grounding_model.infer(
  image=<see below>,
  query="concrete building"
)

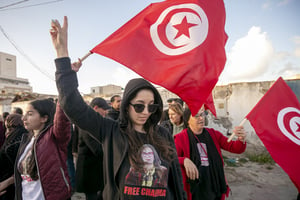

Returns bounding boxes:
[157,86,180,109]
[0,52,32,113]
[90,84,122,98]
[0,52,32,94]
[0,51,16,77]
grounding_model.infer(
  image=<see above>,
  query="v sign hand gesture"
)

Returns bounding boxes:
[50,16,69,58]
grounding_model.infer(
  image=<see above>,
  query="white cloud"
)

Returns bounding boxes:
[219,26,274,83]
[274,51,289,60]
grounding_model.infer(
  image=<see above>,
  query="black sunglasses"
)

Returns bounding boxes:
[129,103,159,113]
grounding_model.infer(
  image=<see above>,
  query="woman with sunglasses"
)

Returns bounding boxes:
[174,107,247,200]
[50,17,186,200]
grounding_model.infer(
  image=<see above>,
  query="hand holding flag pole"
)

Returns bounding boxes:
[227,118,247,142]
[71,51,93,72]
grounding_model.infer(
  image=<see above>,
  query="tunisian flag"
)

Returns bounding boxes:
[91,0,228,115]
[246,77,300,192]
[204,92,217,117]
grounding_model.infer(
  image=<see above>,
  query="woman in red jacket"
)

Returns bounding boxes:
[14,99,71,200]
[174,107,247,200]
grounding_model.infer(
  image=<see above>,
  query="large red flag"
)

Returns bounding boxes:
[204,92,217,117]
[246,77,300,192]
[91,0,227,115]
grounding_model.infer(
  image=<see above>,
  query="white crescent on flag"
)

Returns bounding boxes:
[150,3,209,55]
[277,107,300,145]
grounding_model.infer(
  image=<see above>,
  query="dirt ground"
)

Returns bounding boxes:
[223,150,298,200]
[71,146,299,200]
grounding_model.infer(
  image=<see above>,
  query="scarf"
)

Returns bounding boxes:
[187,128,227,197]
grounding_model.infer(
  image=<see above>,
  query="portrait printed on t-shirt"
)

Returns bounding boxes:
[124,144,168,199]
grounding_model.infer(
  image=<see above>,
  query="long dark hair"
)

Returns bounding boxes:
[119,79,176,166]
[26,99,55,180]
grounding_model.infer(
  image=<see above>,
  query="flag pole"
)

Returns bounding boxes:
[80,51,93,62]
[227,118,247,142]
[71,52,93,72]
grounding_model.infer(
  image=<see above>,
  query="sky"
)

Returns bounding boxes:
[0,0,299,95]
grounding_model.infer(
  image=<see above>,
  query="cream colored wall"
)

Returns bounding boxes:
[208,81,275,145]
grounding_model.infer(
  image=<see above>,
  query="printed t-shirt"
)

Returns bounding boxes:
[193,133,217,200]
[18,136,45,200]
[118,131,174,200]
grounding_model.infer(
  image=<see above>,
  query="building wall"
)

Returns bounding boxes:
[0,99,13,114]
[0,52,17,77]
[90,84,122,97]
[227,82,273,144]
[157,87,179,109]
[0,52,32,95]
[287,79,300,100]
[208,79,299,145]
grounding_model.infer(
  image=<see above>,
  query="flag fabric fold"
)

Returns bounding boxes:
[91,0,227,115]
[246,77,300,192]
[204,92,216,117]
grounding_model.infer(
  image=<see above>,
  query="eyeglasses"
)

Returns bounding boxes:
[142,151,154,156]
[129,103,159,113]
[194,111,207,118]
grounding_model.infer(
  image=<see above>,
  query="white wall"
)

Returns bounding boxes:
[209,81,275,145]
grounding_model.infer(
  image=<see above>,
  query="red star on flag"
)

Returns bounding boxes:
[173,16,198,39]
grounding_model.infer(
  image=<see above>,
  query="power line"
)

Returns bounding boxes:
[0,0,63,11]
[0,0,29,9]
[0,25,55,81]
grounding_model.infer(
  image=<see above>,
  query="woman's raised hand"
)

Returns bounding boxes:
[50,16,69,58]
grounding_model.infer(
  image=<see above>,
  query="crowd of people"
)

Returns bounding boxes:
[0,16,250,200]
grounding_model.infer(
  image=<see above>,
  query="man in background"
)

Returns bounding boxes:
[12,107,23,115]
[76,97,110,200]
[107,95,121,120]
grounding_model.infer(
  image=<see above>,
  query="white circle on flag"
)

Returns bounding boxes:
[150,3,209,55]
[290,116,300,139]
[277,107,300,145]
